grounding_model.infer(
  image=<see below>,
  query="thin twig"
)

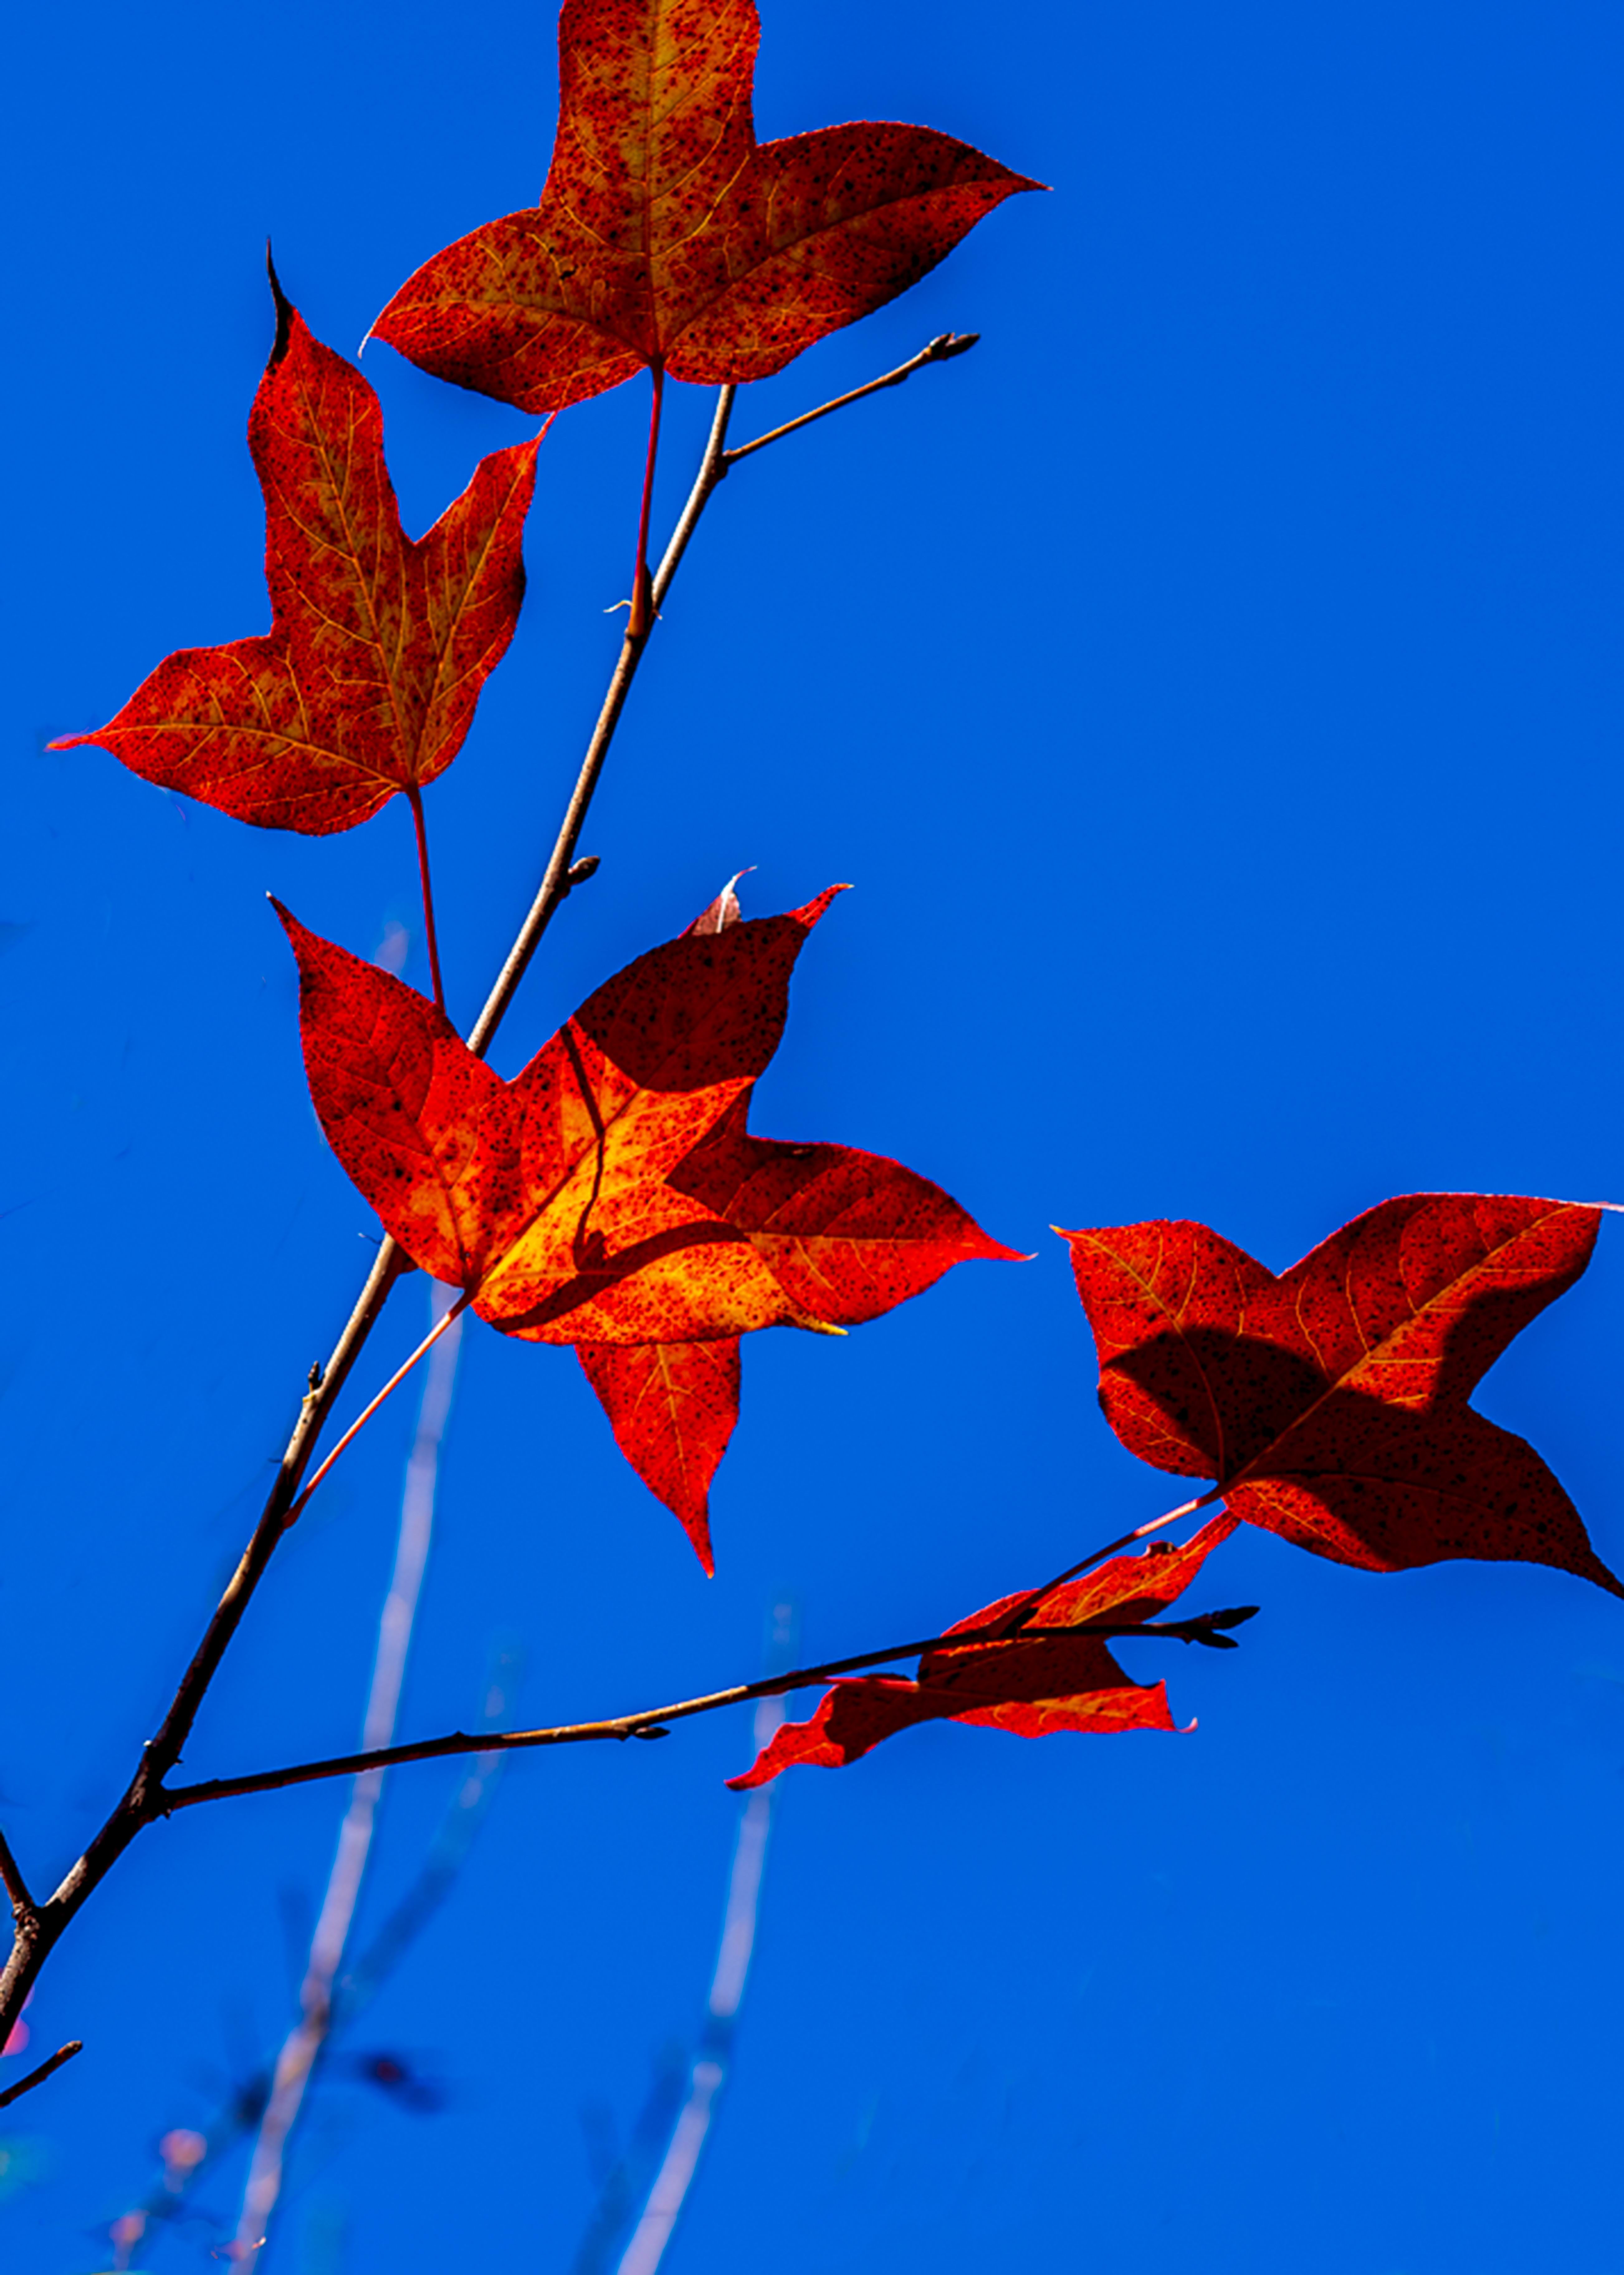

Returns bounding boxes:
[0,2037,83,2110]
[161,1603,1259,1811]
[0,1828,32,1918]
[722,333,979,467]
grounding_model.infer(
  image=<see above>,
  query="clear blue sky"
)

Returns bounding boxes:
[6,0,1624,2268]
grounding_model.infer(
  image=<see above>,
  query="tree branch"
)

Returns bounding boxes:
[0,2038,82,2111]
[0,332,989,2071]
[159,1605,1260,1812]
[722,333,979,467]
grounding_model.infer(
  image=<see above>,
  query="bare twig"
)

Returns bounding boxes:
[161,1601,1260,1811]
[722,333,979,467]
[0,1828,32,1919]
[0,331,987,2075]
[0,2037,82,2110]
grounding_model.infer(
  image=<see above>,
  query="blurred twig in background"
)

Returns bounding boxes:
[229,1282,466,2267]
[573,1602,798,2275]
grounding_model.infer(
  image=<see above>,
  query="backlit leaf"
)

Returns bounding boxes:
[1061,1195,1620,1594]
[52,272,538,833]
[278,883,1020,1562]
[371,0,1042,414]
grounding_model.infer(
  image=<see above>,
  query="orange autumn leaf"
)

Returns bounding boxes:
[277,882,1021,1568]
[729,1518,1240,1787]
[370,0,1042,414]
[1061,1195,1621,1595]
[52,269,539,833]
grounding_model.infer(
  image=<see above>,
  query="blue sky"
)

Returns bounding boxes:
[5,0,1624,2268]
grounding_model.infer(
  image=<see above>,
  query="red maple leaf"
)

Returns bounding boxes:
[52,270,538,836]
[1060,1195,1620,1594]
[369,0,1042,414]
[277,881,1021,1569]
[728,1517,1240,1787]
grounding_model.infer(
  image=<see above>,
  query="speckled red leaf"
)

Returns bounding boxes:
[370,0,1042,414]
[277,883,1020,1560]
[1061,1196,1620,1594]
[728,1517,1238,1787]
[52,274,538,832]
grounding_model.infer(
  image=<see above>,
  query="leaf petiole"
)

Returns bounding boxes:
[626,364,666,639]
[284,1291,469,1528]
[405,786,445,1013]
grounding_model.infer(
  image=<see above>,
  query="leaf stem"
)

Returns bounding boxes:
[0,2038,83,2111]
[405,786,446,1013]
[285,1292,469,1527]
[995,1489,1225,1638]
[627,364,666,639]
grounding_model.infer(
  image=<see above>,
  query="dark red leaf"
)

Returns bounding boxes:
[1061,1195,1620,1594]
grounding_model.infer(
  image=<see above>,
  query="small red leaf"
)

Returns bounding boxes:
[1061,1195,1620,1594]
[728,1517,1237,1787]
[54,278,537,833]
[372,0,1042,414]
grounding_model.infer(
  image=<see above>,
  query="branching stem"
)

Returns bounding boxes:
[0,332,987,2098]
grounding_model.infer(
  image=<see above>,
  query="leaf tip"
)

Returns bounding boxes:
[266,894,303,946]
[264,243,295,369]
